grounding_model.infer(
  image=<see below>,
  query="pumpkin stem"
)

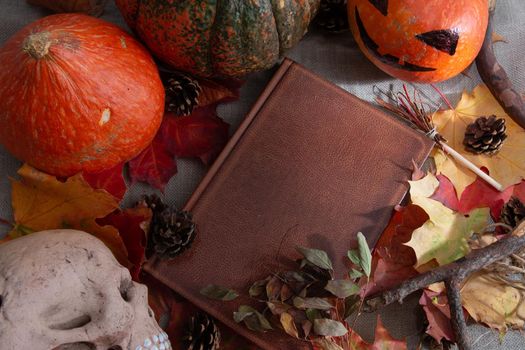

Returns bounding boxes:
[23,32,52,59]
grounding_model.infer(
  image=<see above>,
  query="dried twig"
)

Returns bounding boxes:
[476,0,525,129]
[363,222,525,350]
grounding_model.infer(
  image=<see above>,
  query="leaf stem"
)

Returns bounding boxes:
[348,278,370,348]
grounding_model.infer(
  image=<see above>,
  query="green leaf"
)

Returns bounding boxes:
[306,308,323,322]
[296,246,333,271]
[357,232,372,278]
[234,305,273,332]
[293,297,333,310]
[348,269,363,279]
[313,318,348,337]
[325,280,360,298]
[283,271,305,283]
[280,312,299,338]
[200,284,238,301]
[249,279,268,298]
[233,305,254,323]
[347,249,360,265]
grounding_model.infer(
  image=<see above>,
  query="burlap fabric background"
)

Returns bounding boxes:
[1,1,524,348]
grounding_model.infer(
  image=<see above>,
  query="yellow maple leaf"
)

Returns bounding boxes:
[406,173,490,267]
[433,84,525,197]
[10,164,129,265]
[461,272,525,330]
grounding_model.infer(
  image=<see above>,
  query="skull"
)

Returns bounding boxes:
[0,230,172,350]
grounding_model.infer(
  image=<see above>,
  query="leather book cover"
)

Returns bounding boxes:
[145,59,434,349]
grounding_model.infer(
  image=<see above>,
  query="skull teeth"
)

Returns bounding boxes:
[136,331,171,350]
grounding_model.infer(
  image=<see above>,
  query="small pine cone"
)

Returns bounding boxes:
[137,194,166,215]
[164,72,202,116]
[463,115,507,155]
[185,313,221,350]
[500,197,525,229]
[314,0,349,33]
[150,207,196,259]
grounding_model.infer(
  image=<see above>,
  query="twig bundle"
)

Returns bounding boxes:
[375,85,504,192]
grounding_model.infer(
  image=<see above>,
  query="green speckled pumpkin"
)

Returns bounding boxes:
[116,0,320,78]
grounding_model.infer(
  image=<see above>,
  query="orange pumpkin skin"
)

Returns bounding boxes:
[0,14,164,176]
[348,0,488,83]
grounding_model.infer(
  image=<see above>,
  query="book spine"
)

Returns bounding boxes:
[184,59,294,211]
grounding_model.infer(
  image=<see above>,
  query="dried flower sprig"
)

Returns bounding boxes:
[200,233,377,350]
[374,84,504,192]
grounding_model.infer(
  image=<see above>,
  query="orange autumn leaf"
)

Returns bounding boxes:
[9,164,129,266]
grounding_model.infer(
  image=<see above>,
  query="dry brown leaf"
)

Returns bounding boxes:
[9,164,129,265]
[492,32,508,44]
[433,85,525,196]
[280,312,300,339]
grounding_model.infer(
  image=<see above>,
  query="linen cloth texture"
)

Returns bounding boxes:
[0,0,524,348]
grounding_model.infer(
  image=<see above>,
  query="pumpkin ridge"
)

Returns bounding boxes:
[115,0,319,78]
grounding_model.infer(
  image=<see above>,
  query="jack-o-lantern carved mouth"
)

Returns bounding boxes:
[355,6,460,72]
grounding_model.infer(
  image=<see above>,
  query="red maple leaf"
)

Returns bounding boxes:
[430,174,459,211]
[160,108,230,165]
[365,205,428,296]
[128,137,177,191]
[97,207,152,280]
[197,78,242,107]
[82,162,127,200]
[458,173,525,219]
[419,289,457,343]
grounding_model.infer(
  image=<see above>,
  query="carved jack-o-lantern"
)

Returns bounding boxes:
[348,0,488,83]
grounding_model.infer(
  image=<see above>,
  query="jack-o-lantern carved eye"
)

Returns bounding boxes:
[368,0,388,16]
[416,30,460,56]
[355,8,436,72]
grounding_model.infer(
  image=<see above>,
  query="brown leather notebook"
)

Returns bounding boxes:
[145,59,433,349]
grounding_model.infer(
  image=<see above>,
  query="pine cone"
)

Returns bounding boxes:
[137,194,166,214]
[139,194,196,259]
[463,115,507,155]
[185,313,221,350]
[164,72,202,116]
[314,0,349,33]
[500,197,525,229]
[151,208,196,259]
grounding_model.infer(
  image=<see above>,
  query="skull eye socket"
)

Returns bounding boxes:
[119,278,134,302]
[49,314,92,330]
[52,342,96,350]
[108,346,123,350]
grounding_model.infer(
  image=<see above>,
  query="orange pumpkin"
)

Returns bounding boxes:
[0,14,164,177]
[348,0,488,83]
